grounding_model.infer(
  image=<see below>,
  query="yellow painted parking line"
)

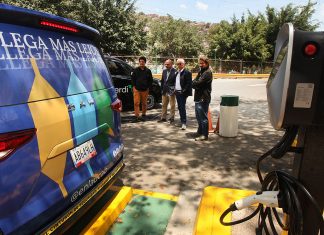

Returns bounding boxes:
[132,188,178,202]
[194,186,255,235]
[153,73,269,79]
[83,186,133,235]
[213,73,269,78]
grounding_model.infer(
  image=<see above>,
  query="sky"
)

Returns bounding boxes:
[135,0,324,30]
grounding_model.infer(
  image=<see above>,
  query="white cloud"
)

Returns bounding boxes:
[196,1,208,11]
[180,4,187,9]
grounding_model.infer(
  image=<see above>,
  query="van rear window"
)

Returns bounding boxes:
[0,23,116,106]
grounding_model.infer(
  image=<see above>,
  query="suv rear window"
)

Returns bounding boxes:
[107,60,131,76]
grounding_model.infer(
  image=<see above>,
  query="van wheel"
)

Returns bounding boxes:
[147,94,155,110]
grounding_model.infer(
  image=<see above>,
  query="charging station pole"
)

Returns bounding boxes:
[293,126,324,234]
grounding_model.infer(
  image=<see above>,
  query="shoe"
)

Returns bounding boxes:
[169,118,174,124]
[141,115,146,121]
[181,124,186,130]
[195,135,208,141]
[157,118,167,123]
[135,117,141,122]
[192,132,201,138]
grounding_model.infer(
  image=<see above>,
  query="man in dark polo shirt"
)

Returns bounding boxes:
[131,56,153,121]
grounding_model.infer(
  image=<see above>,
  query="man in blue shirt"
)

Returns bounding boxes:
[158,59,177,123]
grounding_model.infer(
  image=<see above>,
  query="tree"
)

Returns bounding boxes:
[1,0,147,55]
[265,0,319,59]
[147,15,203,58]
[90,0,147,54]
[208,14,269,62]
[208,1,318,61]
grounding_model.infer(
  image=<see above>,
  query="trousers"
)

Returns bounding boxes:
[175,93,188,124]
[195,101,209,137]
[133,87,149,117]
[161,94,176,119]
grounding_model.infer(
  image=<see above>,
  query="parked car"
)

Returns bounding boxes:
[0,4,124,234]
[104,56,162,110]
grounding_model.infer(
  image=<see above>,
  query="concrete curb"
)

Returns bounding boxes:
[165,190,203,235]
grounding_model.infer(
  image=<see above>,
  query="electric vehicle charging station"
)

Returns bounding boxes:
[268,22,324,235]
[220,23,324,235]
[267,23,324,129]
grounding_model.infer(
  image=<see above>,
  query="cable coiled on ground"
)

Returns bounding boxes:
[220,126,324,235]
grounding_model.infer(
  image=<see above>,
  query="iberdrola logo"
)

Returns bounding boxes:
[115,84,133,93]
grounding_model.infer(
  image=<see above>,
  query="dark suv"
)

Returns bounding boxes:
[105,56,162,110]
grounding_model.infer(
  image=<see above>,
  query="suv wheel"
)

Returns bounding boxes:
[147,94,155,110]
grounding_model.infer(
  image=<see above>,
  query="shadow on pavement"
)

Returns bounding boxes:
[119,99,293,195]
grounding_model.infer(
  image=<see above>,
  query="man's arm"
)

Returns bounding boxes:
[131,68,136,87]
[192,70,212,88]
[182,70,192,93]
[148,69,153,88]
[160,70,165,90]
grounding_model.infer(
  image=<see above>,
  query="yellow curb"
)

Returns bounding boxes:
[83,186,133,235]
[213,73,269,79]
[132,188,179,202]
[194,186,255,235]
[83,187,178,234]
[153,73,269,79]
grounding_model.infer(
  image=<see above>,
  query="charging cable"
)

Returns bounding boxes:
[220,127,324,235]
[220,191,279,226]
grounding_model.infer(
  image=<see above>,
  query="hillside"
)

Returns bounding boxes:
[138,12,215,35]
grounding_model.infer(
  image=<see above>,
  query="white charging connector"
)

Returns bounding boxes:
[234,191,279,210]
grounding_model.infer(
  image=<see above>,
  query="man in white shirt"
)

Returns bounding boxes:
[174,58,192,130]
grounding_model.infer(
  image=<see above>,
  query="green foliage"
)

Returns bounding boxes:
[208,15,269,62]
[1,0,320,60]
[264,0,319,58]
[147,16,203,58]
[1,0,146,55]
[208,1,318,61]
[90,0,147,54]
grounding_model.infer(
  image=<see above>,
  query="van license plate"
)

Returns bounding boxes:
[70,140,97,168]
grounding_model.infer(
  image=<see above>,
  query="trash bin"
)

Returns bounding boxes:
[219,95,239,137]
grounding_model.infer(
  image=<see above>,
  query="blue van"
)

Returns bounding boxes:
[0,4,124,234]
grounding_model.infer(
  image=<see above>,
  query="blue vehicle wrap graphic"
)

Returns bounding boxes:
[0,23,117,106]
[0,12,122,234]
[0,104,38,217]
[66,60,98,146]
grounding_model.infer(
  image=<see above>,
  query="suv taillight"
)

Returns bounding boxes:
[0,129,37,161]
[111,99,122,112]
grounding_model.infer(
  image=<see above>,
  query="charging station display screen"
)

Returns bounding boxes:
[268,40,288,87]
